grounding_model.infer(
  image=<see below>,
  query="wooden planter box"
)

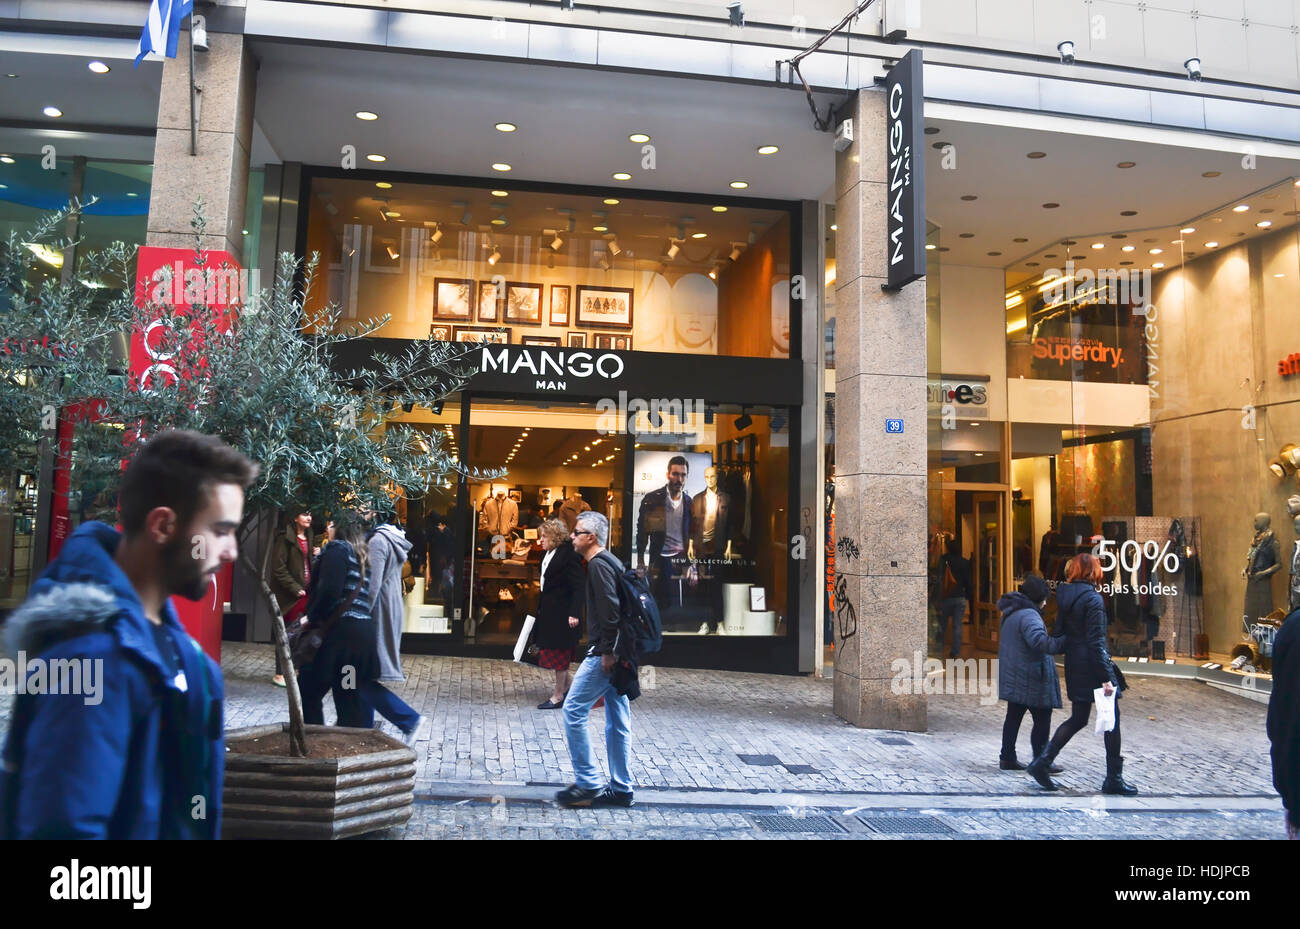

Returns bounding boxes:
[222,724,416,839]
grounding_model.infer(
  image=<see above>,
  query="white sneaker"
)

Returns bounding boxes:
[402,715,428,747]
[698,623,710,635]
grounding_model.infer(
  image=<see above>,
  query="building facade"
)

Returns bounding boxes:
[3,0,1299,725]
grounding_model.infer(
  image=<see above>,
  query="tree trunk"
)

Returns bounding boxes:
[238,546,309,757]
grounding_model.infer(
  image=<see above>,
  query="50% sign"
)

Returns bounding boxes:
[1093,538,1181,574]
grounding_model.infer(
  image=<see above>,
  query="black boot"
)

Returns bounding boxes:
[999,754,1026,770]
[1026,742,1063,791]
[1101,755,1139,796]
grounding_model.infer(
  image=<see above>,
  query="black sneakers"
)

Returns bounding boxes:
[592,787,635,808]
[555,784,634,808]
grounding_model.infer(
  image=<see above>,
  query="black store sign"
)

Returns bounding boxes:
[339,340,802,407]
[883,49,926,291]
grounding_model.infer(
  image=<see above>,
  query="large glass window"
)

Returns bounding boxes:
[302,175,792,358]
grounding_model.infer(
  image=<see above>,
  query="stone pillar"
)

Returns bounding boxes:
[146,31,255,263]
[832,88,928,730]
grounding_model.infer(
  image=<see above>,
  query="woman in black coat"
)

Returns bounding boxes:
[534,518,585,709]
[995,574,1065,770]
[1027,553,1138,794]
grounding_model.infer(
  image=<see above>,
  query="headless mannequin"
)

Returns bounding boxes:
[1244,512,1281,623]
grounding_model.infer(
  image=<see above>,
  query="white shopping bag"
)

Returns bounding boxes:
[1093,686,1116,734]
[512,614,537,663]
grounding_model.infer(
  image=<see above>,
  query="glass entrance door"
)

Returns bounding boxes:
[972,492,1004,652]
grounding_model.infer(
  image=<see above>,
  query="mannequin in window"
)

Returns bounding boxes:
[1244,512,1281,623]
[480,490,518,539]
[1290,515,1300,615]
[559,491,591,533]
[637,456,692,623]
[688,465,732,635]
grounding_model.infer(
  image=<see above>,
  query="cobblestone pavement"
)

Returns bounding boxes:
[1,642,1286,839]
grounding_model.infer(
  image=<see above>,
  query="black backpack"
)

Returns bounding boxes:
[597,551,663,658]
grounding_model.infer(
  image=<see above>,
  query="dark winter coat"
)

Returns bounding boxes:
[636,486,692,566]
[1268,608,1300,830]
[996,591,1065,708]
[305,541,379,684]
[269,527,310,612]
[1055,581,1121,703]
[536,541,584,651]
[0,521,224,839]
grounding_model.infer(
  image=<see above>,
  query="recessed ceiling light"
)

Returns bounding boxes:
[1275,273,1287,278]
[712,206,727,212]
[355,111,378,121]
[1120,210,1138,216]
[932,141,950,150]
[42,106,62,118]
[603,198,620,205]
[757,144,779,155]
[1027,152,1047,159]
[1203,171,1221,178]
[492,163,512,171]
[87,61,110,74]
[1013,237,1029,243]
[0,155,12,164]
[692,232,707,239]
[1180,227,1195,234]
[1120,246,1135,252]
[729,180,749,189]
[1091,243,1104,249]
[366,153,386,162]
[1232,204,1250,212]
[987,251,1002,256]
[629,133,651,143]
[1042,202,1059,209]
[1258,221,1273,228]
[375,181,392,189]
[385,211,400,218]
[612,172,631,181]
[491,189,508,197]
[925,244,936,250]
[495,122,517,132]
[593,225,608,232]
[830,224,838,231]
[491,218,506,225]
[1116,161,1136,168]
[0,184,6,189]
[1204,241,1219,247]
[974,453,984,457]
[1152,262,1165,269]
[961,195,978,201]
[924,126,940,134]
[1148,248,1162,254]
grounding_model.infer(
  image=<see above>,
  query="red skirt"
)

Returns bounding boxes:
[537,646,577,670]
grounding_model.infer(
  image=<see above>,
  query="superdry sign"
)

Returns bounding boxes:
[883,49,926,291]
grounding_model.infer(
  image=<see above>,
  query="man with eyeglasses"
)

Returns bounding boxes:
[557,512,634,809]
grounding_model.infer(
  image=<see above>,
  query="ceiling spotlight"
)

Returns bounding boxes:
[925,243,936,250]
[492,163,512,172]
[495,122,517,132]
[550,232,564,251]
[593,225,608,233]
[629,133,650,143]
[757,144,779,155]
[1258,221,1273,228]
[729,244,742,261]
[1148,248,1162,254]
[1121,245,1135,252]
[492,190,509,197]
[1091,243,1104,249]
[487,247,501,265]
[385,210,401,218]
[491,217,507,226]
[607,237,621,256]
[712,205,727,213]
[1204,241,1218,248]
[1057,40,1075,64]
[1180,227,1196,234]
[729,180,749,189]
[430,223,443,244]
[0,155,13,164]
[734,412,753,431]
[727,2,744,27]
[88,61,110,74]
[1232,204,1249,212]
[375,181,392,189]
[665,240,680,260]
[366,154,386,162]
[603,198,620,205]
[386,246,400,261]
[546,251,556,269]
[42,105,62,118]
[1184,57,1202,80]
[612,172,631,181]
[708,268,718,280]
[599,255,611,271]
[1152,262,1165,269]
[692,232,707,239]
[355,110,378,120]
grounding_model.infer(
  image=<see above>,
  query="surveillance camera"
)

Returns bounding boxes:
[1184,57,1202,81]
[1057,40,1075,64]
[192,15,209,53]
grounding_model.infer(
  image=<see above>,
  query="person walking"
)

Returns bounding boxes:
[1026,553,1138,794]
[0,430,256,838]
[1268,603,1300,839]
[534,518,584,709]
[269,507,314,687]
[298,511,424,744]
[557,512,634,808]
[996,574,1066,771]
[368,506,413,685]
[937,538,973,659]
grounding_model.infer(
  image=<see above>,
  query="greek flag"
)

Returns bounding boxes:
[134,0,194,67]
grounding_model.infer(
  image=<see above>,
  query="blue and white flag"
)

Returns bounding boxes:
[134,0,194,67]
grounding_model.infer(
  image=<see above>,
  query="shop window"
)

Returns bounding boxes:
[302,175,792,358]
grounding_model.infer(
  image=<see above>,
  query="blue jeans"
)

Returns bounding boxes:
[562,655,632,793]
[358,680,422,733]
[938,597,967,658]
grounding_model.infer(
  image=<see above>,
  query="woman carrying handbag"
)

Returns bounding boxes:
[534,518,585,709]
[1027,553,1139,795]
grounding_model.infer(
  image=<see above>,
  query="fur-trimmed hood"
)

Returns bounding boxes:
[3,582,121,657]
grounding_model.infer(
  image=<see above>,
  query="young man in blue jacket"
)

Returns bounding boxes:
[0,430,257,839]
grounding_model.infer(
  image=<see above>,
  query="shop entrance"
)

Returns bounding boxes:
[970,492,1005,652]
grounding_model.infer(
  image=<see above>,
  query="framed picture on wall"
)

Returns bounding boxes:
[549,285,571,325]
[505,282,544,325]
[433,278,474,321]
[521,335,561,347]
[567,332,586,348]
[453,326,510,344]
[477,279,504,322]
[575,286,633,330]
[593,332,632,350]
[430,324,452,341]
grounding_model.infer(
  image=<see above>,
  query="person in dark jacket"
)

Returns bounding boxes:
[1268,606,1300,839]
[0,430,256,839]
[937,538,973,658]
[557,512,634,809]
[637,456,693,621]
[996,574,1066,770]
[534,518,585,709]
[1027,553,1138,794]
[269,506,315,687]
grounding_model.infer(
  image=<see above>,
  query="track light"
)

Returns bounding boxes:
[548,231,563,251]
[488,247,501,266]
[729,244,743,261]
[386,246,400,261]
[734,412,753,431]
[547,251,556,270]
[1057,40,1075,64]
[727,2,744,27]
[430,223,443,244]
[607,237,621,257]
[599,255,611,271]
[665,240,680,260]
[1184,57,1202,80]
